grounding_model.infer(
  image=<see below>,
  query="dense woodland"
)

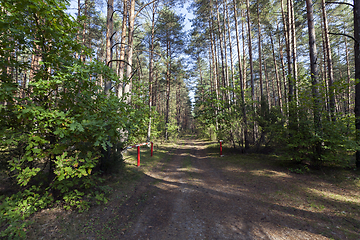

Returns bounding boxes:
[1,0,360,238]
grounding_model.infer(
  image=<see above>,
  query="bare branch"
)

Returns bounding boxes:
[110,9,123,20]
[134,0,159,19]
[111,42,131,51]
[328,32,357,42]
[107,59,132,67]
[106,60,138,90]
[110,31,116,42]
[325,1,354,7]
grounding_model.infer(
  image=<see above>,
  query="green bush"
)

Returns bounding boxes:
[0,0,147,238]
[256,75,358,167]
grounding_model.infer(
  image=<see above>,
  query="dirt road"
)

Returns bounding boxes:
[121,139,329,240]
[27,138,359,239]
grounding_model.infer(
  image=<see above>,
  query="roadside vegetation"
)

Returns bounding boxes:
[207,143,360,239]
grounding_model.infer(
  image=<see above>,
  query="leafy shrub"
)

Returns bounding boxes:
[257,75,358,167]
[0,0,148,238]
[0,186,53,238]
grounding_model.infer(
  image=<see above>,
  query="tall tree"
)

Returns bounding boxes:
[306,0,322,160]
[233,0,249,149]
[117,0,128,98]
[321,0,336,121]
[257,2,264,99]
[105,0,114,94]
[246,0,254,102]
[354,0,360,168]
[124,0,136,103]
[147,1,159,142]
[156,7,184,140]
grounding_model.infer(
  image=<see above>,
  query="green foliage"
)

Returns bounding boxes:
[0,186,53,239]
[256,75,358,167]
[167,118,180,141]
[195,68,357,168]
[0,0,149,238]
[150,110,165,140]
[289,165,310,174]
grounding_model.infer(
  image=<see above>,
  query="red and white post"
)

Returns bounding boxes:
[151,142,153,157]
[125,142,153,167]
[137,145,140,167]
[219,140,224,157]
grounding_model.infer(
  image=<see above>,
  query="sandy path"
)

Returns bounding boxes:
[122,139,328,240]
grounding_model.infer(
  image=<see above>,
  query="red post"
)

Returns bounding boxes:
[137,145,140,167]
[219,140,223,156]
[151,142,153,157]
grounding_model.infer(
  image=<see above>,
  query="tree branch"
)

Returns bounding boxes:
[111,9,123,20]
[111,42,131,51]
[134,0,159,19]
[107,60,138,90]
[325,1,354,7]
[328,32,357,42]
[110,31,116,42]
[107,59,132,67]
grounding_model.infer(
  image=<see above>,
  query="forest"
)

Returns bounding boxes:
[1,0,360,238]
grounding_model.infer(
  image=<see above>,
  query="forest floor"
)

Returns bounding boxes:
[26,138,360,239]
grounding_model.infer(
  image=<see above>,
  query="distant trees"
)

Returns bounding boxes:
[156,7,185,140]
[191,0,357,166]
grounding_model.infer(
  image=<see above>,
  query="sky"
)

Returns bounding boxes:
[177,2,195,32]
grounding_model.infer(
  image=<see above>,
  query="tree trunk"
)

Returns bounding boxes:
[222,0,230,105]
[246,0,254,102]
[76,0,81,60]
[270,32,283,113]
[209,13,220,131]
[264,61,271,107]
[208,47,213,95]
[165,40,171,140]
[246,0,255,143]
[320,18,330,115]
[286,0,294,101]
[226,0,235,104]
[215,0,226,102]
[241,9,247,89]
[80,0,88,61]
[233,0,248,150]
[344,25,351,114]
[290,0,298,84]
[354,0,360,168]
[306,0,322,160]
[147,1,157,142]
[125,0,135,103]
[257,4,263,99]
[277,23,287,110]
[321,0,336,121]
[117,0,128,98]
[105,0,114,94]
